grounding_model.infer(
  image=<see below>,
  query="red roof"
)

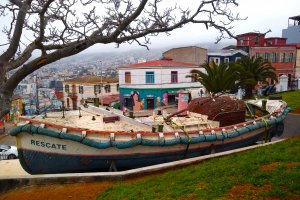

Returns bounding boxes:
[124,60,197,67]
[102,94,120,105]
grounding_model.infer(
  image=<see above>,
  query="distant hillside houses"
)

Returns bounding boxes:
[63,75,119,110]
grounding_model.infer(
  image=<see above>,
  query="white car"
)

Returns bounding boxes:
[0,145,18,160]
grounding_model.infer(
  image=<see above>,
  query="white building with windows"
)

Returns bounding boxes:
[63,75,119,110]
[118,59,204,110]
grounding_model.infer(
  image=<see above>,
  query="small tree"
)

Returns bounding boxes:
[188,61,240,96]
[235,56,277,98]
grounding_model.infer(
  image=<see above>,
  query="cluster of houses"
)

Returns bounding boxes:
[6,15,300,120]
[63,15,300,112]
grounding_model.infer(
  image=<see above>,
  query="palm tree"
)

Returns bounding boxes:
[235,56,277,98]
[188,61,240,96]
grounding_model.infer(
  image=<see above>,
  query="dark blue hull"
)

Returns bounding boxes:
[18,131,264,174]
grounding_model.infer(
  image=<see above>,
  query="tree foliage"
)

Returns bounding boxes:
[0,0,243,118]
[189,56,277,99]
[188,61,240,96]
[235,56,277,98]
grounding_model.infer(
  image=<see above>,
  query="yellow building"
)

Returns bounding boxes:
[6,95,23,122]
[296,45,300,78]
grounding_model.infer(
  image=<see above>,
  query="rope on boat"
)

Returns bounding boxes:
[163,119,191,157]
[10,108,291,149]
[260,116,270,142]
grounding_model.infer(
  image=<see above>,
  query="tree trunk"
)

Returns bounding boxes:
[244,85,254,99]
[0,89,13,119]
[0,62,13,119]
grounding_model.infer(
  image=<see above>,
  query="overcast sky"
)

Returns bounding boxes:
[0,0,299,54]
[88,0,300,53]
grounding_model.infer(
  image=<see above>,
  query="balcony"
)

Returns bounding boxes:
[68,92,78,98]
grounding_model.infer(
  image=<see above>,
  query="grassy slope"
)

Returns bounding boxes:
[271,90,300,111]
[97,137,300,200]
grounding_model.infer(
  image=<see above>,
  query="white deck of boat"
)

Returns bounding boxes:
[22,110,151,132]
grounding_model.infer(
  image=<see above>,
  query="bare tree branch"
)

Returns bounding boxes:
[0,0,247,118]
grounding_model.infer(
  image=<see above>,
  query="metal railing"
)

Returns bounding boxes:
[68,92,78,97]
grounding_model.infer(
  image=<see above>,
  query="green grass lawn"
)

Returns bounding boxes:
[270,90,300,111]
[97,137,300,200]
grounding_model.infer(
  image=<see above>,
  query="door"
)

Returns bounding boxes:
[146,98,154,109]
[72,99,77,110]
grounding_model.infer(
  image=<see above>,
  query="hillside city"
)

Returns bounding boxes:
[5,15,300,120]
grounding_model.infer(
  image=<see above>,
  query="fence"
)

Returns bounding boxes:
[289,80,299,91]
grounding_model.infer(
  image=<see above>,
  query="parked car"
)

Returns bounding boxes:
[0,145,18,160]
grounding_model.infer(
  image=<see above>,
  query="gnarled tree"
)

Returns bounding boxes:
[0,0,243,118]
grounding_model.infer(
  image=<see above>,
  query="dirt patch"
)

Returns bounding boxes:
[286,162,300,171]
[178,193,197,200]
[260,162,279,172]
[197,182,208,189]
[224,184,272,200]
[0,181,113,200]
[291,106,300,114]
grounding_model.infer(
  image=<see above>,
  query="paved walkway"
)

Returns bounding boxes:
[279,113,300,138]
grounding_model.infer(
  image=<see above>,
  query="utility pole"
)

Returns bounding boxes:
[100,61,103,106]
[35,75,40,114]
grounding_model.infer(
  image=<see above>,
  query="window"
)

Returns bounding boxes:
[105,85,111,93]
[271,52,278,63]
[240,39,244,45]
[254,37,258,45]
[287,53,294,62]
[94,85,101,93]
[171,71,178,83]
[224,58,229,63]
[146,71,155,84]
[209,57,220,65]
[264,53,269,62]
[255,52,260,59]
[125,72,131,83]
[235,57,241,62]
[191,73,198,82]
[280,53,286,63]
[116,84,119,91]
[65,85,69,93]
[78,86,84,94]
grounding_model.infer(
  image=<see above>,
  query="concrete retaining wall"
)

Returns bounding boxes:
[0,139,285,194]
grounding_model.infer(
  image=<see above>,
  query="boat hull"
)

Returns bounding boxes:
[16,127,268,174]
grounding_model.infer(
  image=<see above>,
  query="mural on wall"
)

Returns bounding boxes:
[162,92,168,106]
[156,97,161,107]
[121,91,145,111]
[132,91,143,111]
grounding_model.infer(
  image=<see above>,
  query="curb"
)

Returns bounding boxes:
[0,139,285,194]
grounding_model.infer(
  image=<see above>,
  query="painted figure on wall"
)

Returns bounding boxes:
[156,97,161,107]
[199,87,205,97]
[162,92,168,106]
[132,91,142,111]
[140,99,144,110]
